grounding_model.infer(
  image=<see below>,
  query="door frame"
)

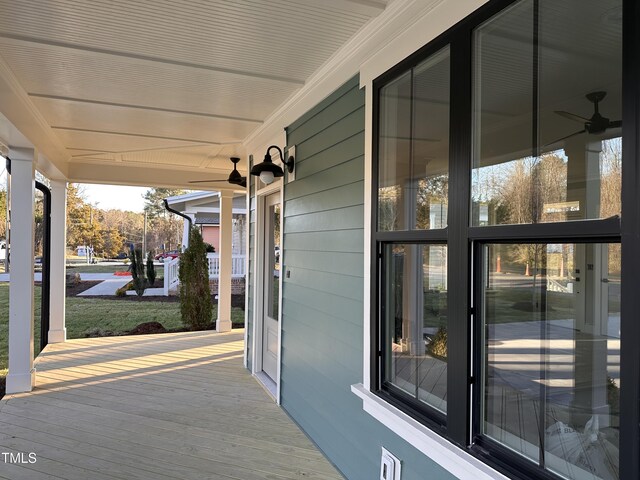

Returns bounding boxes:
[251,181,284,403]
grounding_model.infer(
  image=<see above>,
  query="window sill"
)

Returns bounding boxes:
[350,383,509,480]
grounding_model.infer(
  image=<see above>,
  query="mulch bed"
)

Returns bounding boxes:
[62,280,246,308]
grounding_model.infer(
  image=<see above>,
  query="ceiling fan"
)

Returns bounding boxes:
[189,157,247,188]
[551,91,621,144]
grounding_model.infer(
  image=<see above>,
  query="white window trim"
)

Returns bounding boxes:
[249,133,286,405]
[351,384,509,480]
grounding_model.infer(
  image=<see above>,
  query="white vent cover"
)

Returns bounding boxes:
[380,447,401,480]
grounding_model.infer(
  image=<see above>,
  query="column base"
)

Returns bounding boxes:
[48,328,67,344]
[216,319,232,333]
[5,369,36,394]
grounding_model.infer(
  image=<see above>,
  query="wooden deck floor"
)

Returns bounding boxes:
[0,330,343,480]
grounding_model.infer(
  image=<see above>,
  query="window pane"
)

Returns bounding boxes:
[383,244,448,413]
[267,203,280,319]
[378,47,450,231]
[471,0,622,226]
[482,243,620,479]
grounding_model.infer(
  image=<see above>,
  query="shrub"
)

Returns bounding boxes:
[146,251,156,286]
[427,326,448,360]
[204,242,216,253]
[128,246,146,296]
[179,227,213,330]
[115,280,133,297]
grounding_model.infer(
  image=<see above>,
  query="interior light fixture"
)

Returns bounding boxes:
[250,145,294,185]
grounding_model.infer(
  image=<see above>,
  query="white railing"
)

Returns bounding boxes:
[163,256,181,296]
[163,253,246,295]
[207,253,246,278]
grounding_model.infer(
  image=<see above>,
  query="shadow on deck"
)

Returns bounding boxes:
[0,330,342,480]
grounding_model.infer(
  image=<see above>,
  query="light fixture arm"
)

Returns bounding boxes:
[266,145,295,173]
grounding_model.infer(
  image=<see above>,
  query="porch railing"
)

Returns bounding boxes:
[163,253,246,296]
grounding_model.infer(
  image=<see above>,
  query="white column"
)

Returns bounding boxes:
[6,149,36,394]
[48,180,67,343]
[216,191,233,332]
[181,214,194,251]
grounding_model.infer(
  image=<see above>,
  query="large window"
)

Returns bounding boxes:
[372,1,630,479]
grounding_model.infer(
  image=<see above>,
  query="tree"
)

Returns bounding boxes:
[128,245,146,296]
[142,188,186,254]
[65,184,104,255]
[0,189,6,239]
[178,227,212,330]
[34,192,44,255]
[102,228,125,258]
[143,188,185,218]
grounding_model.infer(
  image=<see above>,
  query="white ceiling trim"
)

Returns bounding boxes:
[50,126,225,146]
[0,33,305,86]
[29,94,264,125]
[293,0,386,16]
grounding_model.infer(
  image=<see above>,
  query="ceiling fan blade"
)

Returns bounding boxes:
[608,120,622,129]
[229,176,247,187]
[554,110,590,123]
[545,129,587,147]
[188,179,229,184]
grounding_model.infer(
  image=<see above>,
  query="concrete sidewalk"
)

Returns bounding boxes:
[78,278,132,296]
[0,271,167,297]
[0,272,125,282]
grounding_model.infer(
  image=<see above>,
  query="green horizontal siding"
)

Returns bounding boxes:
[281,75,456,480]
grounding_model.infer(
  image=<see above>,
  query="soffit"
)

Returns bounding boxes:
[0,0,387,188]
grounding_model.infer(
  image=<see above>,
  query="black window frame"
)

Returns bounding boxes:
[370,0,640,478]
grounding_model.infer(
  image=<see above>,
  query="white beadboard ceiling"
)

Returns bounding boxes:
[0,0,388,188]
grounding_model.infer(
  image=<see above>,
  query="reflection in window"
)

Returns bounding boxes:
[268,203,280,320]
[482,243,620,479]
[378,47,450,231]
[383,244,448,413]
[471,0,622,226]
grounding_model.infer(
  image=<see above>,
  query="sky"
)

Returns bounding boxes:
[0,166,151,213]
[79,184,148,212]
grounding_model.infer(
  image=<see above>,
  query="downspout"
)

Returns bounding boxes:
[163,199,192,249]
[6,158,51,351]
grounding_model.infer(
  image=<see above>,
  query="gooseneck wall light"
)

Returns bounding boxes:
[250,145,294,185]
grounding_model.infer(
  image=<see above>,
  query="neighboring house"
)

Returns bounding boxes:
[163,191,247,295]
[164,191,247,254]
[1,2,638,480]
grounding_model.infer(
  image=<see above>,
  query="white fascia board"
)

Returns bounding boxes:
[351,385,510,480]
[166,191,219,204]
[360,0,489,85]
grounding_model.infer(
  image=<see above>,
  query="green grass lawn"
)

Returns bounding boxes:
[65,263,165,275]
[0,283,244,383]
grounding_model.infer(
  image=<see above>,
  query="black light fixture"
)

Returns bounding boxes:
[250,145,294,185]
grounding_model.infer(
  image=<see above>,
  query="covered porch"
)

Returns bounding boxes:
[0,329,341,480]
